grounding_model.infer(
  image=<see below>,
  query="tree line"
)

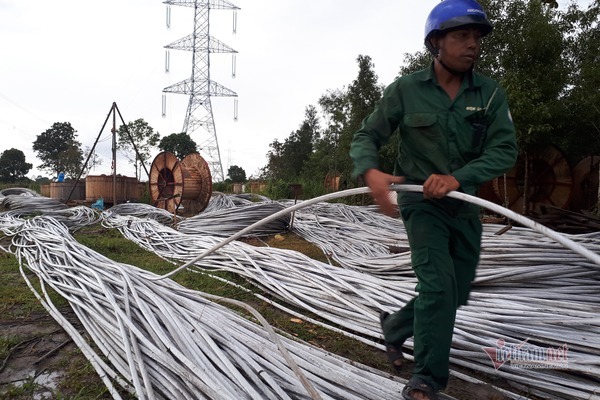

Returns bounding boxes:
[1,120,247,184]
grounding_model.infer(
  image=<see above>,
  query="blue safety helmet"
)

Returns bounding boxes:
[424,0,493,55]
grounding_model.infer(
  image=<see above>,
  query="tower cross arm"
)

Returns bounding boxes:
[208,81,237,97]
[165,33,196,51]
[164,35,236,53]
[163,79,193,94]
[208,36,238,54]
[163,0,240,11]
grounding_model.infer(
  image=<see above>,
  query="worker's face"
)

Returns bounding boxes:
[434,26,483,72]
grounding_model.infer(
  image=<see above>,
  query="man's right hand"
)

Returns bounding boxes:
[363,169,404,217]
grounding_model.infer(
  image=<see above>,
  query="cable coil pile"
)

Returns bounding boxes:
[1,185,599,399]
[101,186,600,400]
[0,213,408,399]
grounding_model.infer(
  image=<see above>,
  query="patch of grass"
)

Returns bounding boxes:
[0,335,23,361]
[52,347,132,400]
[243,232,338,265]
[0,243,45,319]
[75,227,178,275]
[1,377,37,399]
[0,232,73,318]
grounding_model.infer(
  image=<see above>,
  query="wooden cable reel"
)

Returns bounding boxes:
[324,171,341,193]
[180,152,212,215]
[149,151,212,214]
[571,155,600,212]
[493,144,572,214]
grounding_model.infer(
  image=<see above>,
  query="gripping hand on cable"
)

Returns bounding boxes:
[363,169,404,217]
[422,174,460,199]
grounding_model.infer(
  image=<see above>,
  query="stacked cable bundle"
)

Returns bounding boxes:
[2,186,599,399]
[106,191,600,399]
[0,193,68,212]
[177,202,291,238]
[0,213,410,400]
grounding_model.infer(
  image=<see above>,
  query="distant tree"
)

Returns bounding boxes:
[262,139,285,180]
[480,0,568,150]
[158,132,198,160]
[0,148,32,182]
[556,0,600,161]
[304,89,348,181]
[228,165,247,183]
[81,146,103,175]
[117,118,160,180]
[288,105,320,177]
[35,175,51,185]
[342,55,383,178]
[33,122,83,178]
[307,55,383,183]
[262,105,320,181]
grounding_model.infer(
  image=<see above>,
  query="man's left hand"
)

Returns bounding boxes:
[423,174,460,199]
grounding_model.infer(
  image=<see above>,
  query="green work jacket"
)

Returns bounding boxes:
[350,63,518,216]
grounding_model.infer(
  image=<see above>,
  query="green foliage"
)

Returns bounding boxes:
[340,55,384,182]
[261,179,293,200]
[227,165,247,183]
[260,55,384,192]
[399,51,430,76]
[255,2,599,206]
[117,118,160,179]
[260,178,327,201]
[158,132,198,160]
[32,122,83,178]
[137,182,152,204]
[305,55,383,187]
[555,0,600,161]
[477,0,568,150]
[212,181,231,193]
[262,105,320,181]
[0,148,32,183]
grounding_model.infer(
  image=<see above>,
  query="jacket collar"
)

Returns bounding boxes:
[418,61,485,89]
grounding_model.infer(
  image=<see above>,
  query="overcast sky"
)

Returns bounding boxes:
[0,0,586,180]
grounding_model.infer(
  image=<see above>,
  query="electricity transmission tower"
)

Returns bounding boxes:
[162,0,239,182]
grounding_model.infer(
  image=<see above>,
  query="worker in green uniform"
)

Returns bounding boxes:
[349,1,517,399]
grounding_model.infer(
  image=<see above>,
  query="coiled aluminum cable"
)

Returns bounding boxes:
[1,213,411,400]
[105,185,600,399]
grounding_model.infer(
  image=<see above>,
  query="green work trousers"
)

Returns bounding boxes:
[382,201,482,391]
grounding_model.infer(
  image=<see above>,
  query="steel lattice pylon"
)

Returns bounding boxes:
[162,0,239,182]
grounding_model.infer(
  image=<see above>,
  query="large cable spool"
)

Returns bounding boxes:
[180,152,212,214]
[324,171,341,193]
[149,151,212,214]
[571,155,600,212]
[493,144,572,214]
[478,179,503,206]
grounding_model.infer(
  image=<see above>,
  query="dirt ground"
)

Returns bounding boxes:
[0,311,98,399]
